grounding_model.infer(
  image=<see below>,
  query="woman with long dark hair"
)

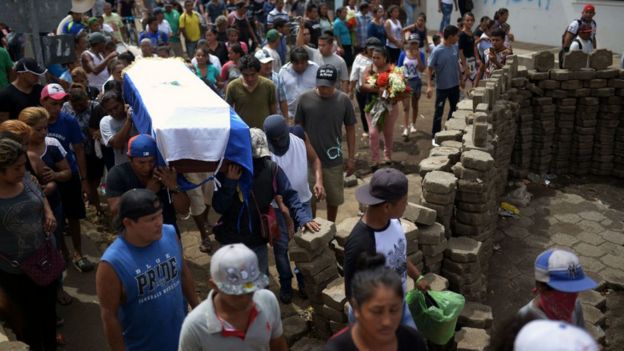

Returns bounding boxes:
[384,5,402,64]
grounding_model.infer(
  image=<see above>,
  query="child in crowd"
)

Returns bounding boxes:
[398,34,425,138]
[428,34,441,53]
[480,28,512,80]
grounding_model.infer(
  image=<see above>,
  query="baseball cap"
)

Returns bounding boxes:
[210,243,270,295]
[14,58,47,76]
[254,48,274,64]
[534,248,597,293]
[365,37,383,49]
[127,134,158,158]
[265,29,279,43]
[263,114,290,156]
[88,32,107,46]
[116,189,162,229]
[41,84,68,101]
[583,4,595,13]
[87,17,99,26]
[316,64,338,87]
[250,128,270,158]
[514,320,599,351]
[407,33,420,44]
[356,168,408,205]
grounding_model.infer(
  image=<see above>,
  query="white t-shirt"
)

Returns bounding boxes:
[262,46,282,74]
[99,115,130,166]
[158,19,173,36]
[374,219,408,293]
[270,134,312,204]
[569,37,593,54]
[179,289,283,351]
[350,53,372,88]
[567,19,596,40]
[441,0,454,4]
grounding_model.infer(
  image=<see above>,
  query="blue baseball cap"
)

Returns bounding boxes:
[263,114,290,156]
[534,249,597,293]
[127,134,157,158]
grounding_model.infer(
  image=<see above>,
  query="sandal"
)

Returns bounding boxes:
[199,238,212,253]
[73,256,95,273]
[57,289,73,306]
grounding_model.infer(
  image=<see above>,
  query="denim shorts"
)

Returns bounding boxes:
[408,78,422,97]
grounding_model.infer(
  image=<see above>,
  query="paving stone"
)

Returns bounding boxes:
[0,342,30,351]
[563,50,589,70]
[599,230,624,245]
[322,278,347,311]
[343,174,358,187]
[423,171,458,194]
[523,234,553,249]
[435,130,464,143]
[458,302,493,329]
[283,315,310,346]
[582,304,606,327]
[335,217,360,247]
[574,243,605,258]
[321,304,347,322]
[443,258,482,275]
[293,217,336,251]
[577,220,606,235]
[503,226,530,239]
[422,189,456,205]
[580,289,607,310]
[521,206,536,217]
[303,264,339,286]
[553,213,582,224]
[418,222,445,245]
[578,211,607,222]
[589,49,612,70]
[461,150,494,171]
[576,231,605,246]
[289,243,329,263]
[423,272,449,291]
[600,267,624,290]
[445,237,482,263]
[407,251,424,266]
[403,203,437,225]
[418,156,452,175]
[600,254,624,270]
[298,251,336,276]
[329,320,347,335]
[578,256,606,273]
[533,51,555,72]
[429,146,461,162]
[598,241,624,257]
[584,324,606,345]
[551,233,580,247]
[421,238,448,256]
[291,337,325,351]
[455,327,490,351]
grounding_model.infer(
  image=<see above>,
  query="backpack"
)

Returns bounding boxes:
[561,19,595,47]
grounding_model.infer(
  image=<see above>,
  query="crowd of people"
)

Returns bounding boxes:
[0,0,611,350]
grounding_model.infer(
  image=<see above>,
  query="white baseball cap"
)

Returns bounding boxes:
[534,248,597,293]
[254,49,274,64]
[210,244,269,295]
[514,320,599,351]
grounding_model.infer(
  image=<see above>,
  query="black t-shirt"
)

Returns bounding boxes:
[106,162,177,227]
[209,41,229,65]
[458,31,475,58]
[322,325,428,351]
[119,0,135,17]
[306,19,322,48]
[473,27,484,39]
[0,84,43,119]
[343,219,379,299]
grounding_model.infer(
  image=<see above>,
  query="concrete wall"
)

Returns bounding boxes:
[424,0,624,55]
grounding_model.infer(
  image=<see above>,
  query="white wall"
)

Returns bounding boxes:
[424,0,624,55]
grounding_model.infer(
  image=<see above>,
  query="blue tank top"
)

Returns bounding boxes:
[101,224,186,351]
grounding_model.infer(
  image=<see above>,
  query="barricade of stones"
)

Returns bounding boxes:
[518,49,624,177]
[455,301,494,351]
[290,217,340,339]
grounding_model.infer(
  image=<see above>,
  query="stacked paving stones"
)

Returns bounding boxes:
[443,237,487,302]
[321,279,348,335]
[421,170,457,237]
[290,217,339,339]
[455,302,494,351]
[511,49,624,178]
[403,202,439,273]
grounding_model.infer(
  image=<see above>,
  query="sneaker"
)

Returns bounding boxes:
[402,128,408,137]
[73,256,95,273]
[431,138,439,147]
[409,124,417,134]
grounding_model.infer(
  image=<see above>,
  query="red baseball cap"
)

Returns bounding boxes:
[583,4,595,13]
[40,83,68,101]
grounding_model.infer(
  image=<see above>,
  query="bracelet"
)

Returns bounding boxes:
[416,275,425,283]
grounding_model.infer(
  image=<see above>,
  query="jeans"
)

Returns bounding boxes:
[273,201,312,294]
[439,3,453,33]
[347,300,418,330]
[403,0,419,25]
[432,85,460,136]
[186,40,198,59]
[250,244,269,276]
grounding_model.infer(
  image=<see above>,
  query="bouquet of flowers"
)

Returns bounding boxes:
[364,65,410,129]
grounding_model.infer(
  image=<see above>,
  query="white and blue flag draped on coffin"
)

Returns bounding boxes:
[122,58,253,197]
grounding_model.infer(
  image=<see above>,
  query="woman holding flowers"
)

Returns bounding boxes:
[361,47,407,169]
